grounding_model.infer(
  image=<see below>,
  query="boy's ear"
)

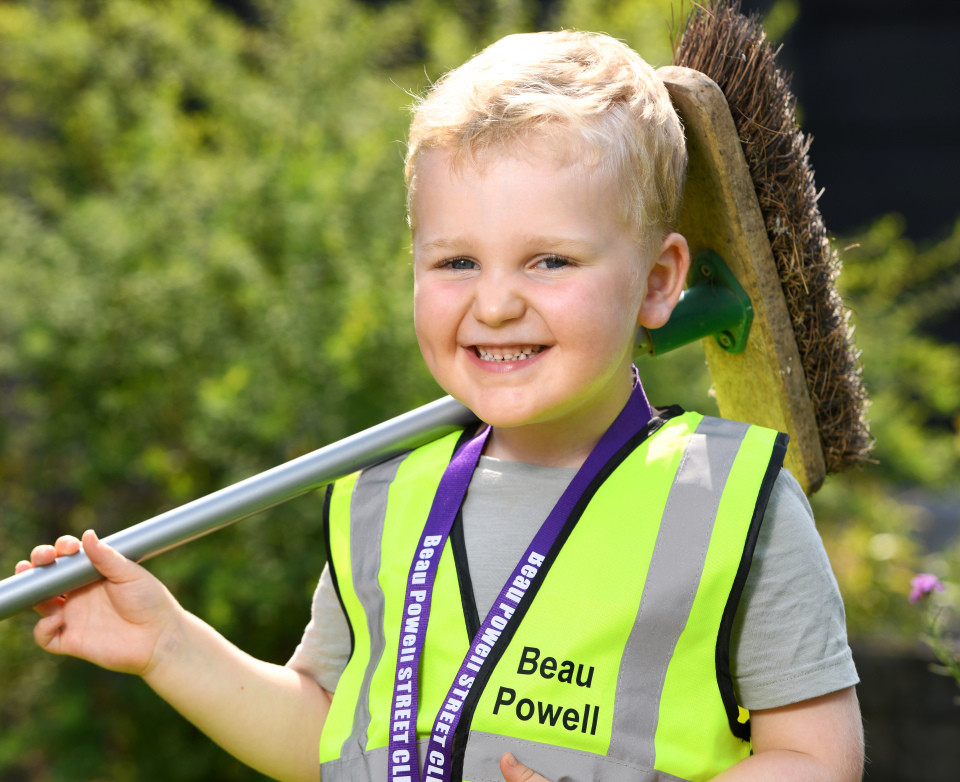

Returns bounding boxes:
[637,232,690,329]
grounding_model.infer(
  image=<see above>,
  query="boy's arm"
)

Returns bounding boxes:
[18,531,330,782]
[499,687,864,782]
[710,686,864,782]
[142,608,332,782]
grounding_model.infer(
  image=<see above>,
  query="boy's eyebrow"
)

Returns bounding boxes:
[415,234,600,255]
[522,234,601,254]
[414,237,462,253]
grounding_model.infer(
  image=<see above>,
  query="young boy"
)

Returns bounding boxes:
[18,30,863,782]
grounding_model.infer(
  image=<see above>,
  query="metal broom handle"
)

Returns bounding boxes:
[0,396,477,622]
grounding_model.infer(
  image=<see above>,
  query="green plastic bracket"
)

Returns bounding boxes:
[635,250,753,356]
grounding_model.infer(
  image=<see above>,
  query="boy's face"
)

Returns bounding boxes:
[411,142,682,463]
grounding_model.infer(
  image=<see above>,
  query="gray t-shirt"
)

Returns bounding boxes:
[287,458,857,711]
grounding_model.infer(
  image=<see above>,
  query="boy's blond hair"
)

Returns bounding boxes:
[405,30,687,248]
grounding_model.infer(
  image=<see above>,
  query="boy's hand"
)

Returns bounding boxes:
[500,753,551,782]
[15,529,182,676]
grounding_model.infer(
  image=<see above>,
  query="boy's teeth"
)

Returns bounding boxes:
[475,346,542,362]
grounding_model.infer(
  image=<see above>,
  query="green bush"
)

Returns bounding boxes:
[0,1,677,779]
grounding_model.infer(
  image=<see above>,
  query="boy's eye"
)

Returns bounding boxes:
[536,255,570,270]
[441,257,478,271]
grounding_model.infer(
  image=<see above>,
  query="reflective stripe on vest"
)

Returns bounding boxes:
[320,410,787,782]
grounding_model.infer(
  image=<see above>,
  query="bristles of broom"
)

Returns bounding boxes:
[674,0,873,473]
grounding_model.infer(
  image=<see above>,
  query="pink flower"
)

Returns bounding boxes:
[909,573,945,603]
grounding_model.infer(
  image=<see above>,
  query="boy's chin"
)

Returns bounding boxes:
[463,406,542,432]
[466,404,562,434]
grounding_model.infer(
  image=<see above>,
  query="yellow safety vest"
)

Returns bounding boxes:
[319,408,787,782]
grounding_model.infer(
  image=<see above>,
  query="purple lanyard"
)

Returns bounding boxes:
[388,377,653,782]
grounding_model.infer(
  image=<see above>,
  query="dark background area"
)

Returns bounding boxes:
[742,0,960,245]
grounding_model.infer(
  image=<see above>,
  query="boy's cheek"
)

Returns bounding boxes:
[414,293,463,336]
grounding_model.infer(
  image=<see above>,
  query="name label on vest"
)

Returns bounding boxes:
[492,687,600,735]
[488,645,600,735]
[517,645,595,687]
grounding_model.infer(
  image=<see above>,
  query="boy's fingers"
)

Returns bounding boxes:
[20,534,86,592]
[14,558,65,615]
[29,544,56,567]
[500,753,550,782]
[18,531,136,610]
[34,612,65,651]
[81,529,137,582]
[33,597,66,618]
[54,535,82,556]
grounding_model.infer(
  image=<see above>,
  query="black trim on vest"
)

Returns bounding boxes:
[449,423,497,642]
[323,483,356,662]
[448,407,681,781]
[715,431,790,742]
[450,509,482,641]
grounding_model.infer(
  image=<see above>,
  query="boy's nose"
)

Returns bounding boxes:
[471,273,525,326]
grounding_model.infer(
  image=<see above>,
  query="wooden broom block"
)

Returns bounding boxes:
[658,65,826,495]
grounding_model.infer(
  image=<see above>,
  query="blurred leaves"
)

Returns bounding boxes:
[0,1,435,779]
[0,0,677,779]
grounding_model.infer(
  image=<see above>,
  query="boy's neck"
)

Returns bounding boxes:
[479,371,645,469]
[483,419,609,469]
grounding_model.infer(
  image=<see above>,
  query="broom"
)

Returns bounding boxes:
[0,1,872,620]
[671,0,872,475]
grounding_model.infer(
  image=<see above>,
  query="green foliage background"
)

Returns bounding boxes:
[0,1,957,780]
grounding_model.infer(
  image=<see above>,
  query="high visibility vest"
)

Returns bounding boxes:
[319,408,787,782]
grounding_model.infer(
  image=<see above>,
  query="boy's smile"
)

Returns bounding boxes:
[411,142,686,467]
